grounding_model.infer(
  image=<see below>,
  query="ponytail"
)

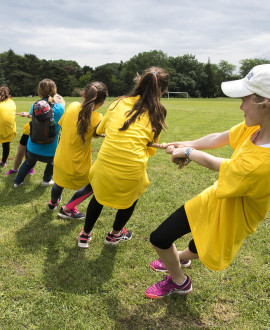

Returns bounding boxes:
[77,82,108,144]
[119,67,169,141]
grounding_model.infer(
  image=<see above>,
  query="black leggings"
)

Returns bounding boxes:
[84,195,138,233]
[51,183,93,209]
[2,142,10,163]
[150,205,197,254]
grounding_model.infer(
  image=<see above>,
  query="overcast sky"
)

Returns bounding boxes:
[1,0,270,69]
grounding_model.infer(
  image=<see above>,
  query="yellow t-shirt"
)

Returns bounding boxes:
[53,102,103,190]
[0,98,16,143]
[89,96,157,209]
[23,122,30,135]
[185,122,270,271]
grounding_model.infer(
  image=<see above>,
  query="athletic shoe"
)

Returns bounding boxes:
[150,258,191,273]
[58,206,85,219]
[41,179,54,186]
[0,162,7,168]
[14,182,23,188]
[4,169,19,175]
[78,228,92,248]
[28,168,34,175]
[48,196,62,210]
[145,275,192,299]
[104,228,132,245]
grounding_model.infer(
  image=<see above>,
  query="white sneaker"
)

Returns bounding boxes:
[41,179,54,186]
[14,182,23,188]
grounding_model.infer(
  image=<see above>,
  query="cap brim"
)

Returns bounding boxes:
[221,79,253,98]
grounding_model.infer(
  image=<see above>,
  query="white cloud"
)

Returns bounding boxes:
[0,0,270,68]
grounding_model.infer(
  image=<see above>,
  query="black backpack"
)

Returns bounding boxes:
[30,99,56,144]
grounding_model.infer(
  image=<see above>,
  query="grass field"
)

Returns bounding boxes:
[0,97,269,329]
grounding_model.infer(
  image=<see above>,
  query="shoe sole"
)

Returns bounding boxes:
[104,235,132,246]
[78,236,92,248]
[145,286,192,299]
[78,242,89,248]
[58,212,85,219]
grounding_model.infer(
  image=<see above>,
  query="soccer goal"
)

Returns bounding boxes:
[167,92,189,99]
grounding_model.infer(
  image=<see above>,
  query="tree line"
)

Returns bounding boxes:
[1,49,269,98]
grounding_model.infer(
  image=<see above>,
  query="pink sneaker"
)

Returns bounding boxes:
[4,169,19,175]
[145,275,192,299]
[78,228,92,248]
[28,168,34,175]
[150,258,191,273]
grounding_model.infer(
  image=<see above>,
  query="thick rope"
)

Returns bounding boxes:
[147,142,187,169]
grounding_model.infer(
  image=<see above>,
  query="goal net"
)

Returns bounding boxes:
[167,92,189,99]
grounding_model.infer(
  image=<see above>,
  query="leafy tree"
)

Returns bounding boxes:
[121,50,170,93]
[92,63,124,96]
[239,58,270,76]
[78,71,92,88]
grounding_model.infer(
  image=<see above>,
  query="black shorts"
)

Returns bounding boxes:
[19,134,29,146]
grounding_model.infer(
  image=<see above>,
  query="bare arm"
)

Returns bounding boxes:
[16,112,31,118]
[168,130,230,150]
[169,147,224,172]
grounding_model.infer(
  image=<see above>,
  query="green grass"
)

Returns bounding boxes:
[0,97,269,329]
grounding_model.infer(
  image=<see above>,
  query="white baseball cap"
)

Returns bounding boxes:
[221,64,270,99]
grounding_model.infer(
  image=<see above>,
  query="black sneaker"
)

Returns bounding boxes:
[48,196,62,210]
[104,228,132,245]
[58,206,85,219]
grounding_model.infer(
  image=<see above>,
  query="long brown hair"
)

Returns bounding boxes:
[77,82,108,144]
[38,79,57,104]
[0,86,11,102]
[119,66,169,141]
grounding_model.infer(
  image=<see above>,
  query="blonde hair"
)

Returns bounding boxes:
[53,93,65,107]
[253,94,270,107]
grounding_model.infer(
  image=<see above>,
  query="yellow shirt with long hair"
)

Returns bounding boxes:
[89,96,157,209]
[0,98,16,143]
[185,122,270,271]
[53,102,103,190]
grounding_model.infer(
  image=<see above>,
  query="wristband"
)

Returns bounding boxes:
[185,147,194,163]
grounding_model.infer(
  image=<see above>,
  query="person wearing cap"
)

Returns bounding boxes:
[13,80,64,187]
[144,64,270,299]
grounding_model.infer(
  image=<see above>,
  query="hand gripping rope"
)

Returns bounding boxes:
[147,142,187,169]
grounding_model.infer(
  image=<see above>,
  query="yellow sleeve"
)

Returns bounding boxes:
[96,110,110,135]
[23,122,30,135]
[92,112,103,130]
[217,156,263,199]
[147,134,161,156]
[58,110,66,127]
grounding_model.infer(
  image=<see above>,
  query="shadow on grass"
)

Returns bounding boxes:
[16,208,117,296]
[44,244,117,295]
[114,296,205,329]
[1,174,47,206]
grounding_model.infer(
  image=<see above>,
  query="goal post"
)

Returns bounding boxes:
[167,92,189,100]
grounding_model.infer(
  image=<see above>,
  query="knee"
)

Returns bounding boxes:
[150,230,170,250]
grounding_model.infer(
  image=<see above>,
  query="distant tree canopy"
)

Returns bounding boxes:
[1,49,270,97]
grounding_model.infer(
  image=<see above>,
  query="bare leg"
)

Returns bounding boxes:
[178,248,199,261]
[13,144,26,170]
[153,244,186,285]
